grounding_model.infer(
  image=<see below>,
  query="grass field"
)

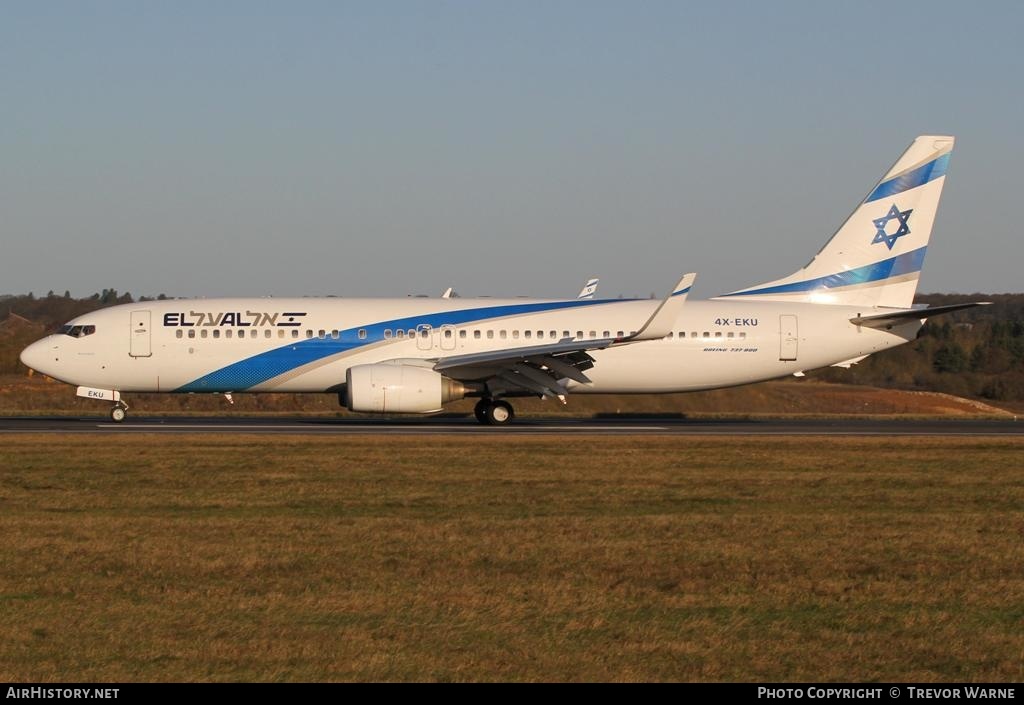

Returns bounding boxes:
[1,434,1022,682]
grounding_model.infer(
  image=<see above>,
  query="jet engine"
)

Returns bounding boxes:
[345,363,466,414]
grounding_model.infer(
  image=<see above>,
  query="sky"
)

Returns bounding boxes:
[2,1,1022,300]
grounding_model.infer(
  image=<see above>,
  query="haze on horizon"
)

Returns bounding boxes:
[2,1,1022,300]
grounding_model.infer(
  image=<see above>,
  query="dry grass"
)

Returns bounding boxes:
[1,435,1022,682]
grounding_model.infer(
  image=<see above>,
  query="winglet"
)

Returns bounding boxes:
[627,272,696,341]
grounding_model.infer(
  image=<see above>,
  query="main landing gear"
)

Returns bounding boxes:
[474,398,514,426]
[109,401,129,423]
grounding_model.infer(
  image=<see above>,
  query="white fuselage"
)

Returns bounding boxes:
[21,296,920,397]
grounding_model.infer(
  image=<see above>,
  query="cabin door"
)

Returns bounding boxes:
[779,314,798,361]
[130,310,152,358]
[416,324,433,351]
[439,324,457,351]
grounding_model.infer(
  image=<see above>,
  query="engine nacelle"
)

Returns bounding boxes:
[345,363,466,414]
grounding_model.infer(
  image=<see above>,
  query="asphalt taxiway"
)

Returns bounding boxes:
[0,416,1020,436]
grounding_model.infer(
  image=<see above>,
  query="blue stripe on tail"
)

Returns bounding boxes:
[867,154,949,202]
[721,246,927,297]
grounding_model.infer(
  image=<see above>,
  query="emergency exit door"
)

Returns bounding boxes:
[779,314,798,361]
[130,310,152,358]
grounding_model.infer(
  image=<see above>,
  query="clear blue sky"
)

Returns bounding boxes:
[2,1,1022,299]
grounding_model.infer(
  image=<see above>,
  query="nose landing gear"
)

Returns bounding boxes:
[109,401,129,423]
[473,398,515,425]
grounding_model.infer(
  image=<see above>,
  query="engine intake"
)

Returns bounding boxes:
[345,363,466,414]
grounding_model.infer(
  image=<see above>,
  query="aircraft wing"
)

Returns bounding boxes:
[433,339,609,399]
[432,273,696,401]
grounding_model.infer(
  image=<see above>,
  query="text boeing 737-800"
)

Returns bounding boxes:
[20,136,987,424]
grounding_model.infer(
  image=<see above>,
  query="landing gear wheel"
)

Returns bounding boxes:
[110,405,127,423]
[474,399,491,424]
[486,400,514,426]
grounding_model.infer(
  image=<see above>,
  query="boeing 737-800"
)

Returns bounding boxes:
[20,136,986,424]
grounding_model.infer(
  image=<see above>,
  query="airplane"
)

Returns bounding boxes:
[20,135,988,424]
[577,278,600,300]
[440,278,597,300]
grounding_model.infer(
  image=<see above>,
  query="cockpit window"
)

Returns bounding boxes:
[58,324,96,338]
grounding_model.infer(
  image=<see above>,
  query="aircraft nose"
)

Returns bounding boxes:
[20,338,56,374]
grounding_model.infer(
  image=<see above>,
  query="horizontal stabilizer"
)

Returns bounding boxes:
[850,301,991,327]
[831,355,869,369]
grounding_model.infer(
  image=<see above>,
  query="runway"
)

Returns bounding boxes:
[1,415,1021,436]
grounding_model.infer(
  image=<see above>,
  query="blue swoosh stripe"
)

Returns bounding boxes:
[176,298,622,392]
[721,247,927,297]
[670,286,691,297]
[866,153,950,202]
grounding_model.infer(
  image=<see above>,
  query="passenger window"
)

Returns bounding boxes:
[603,330,610,338]
[487,330,494,339]
[384,329,392,340]
[563,331,570,339]
[459,330,466,339]
[617,331,624,338]
[727,332,734,338]
[576,331,583,339]
[512,330,519,339]
[291,330,298,339]
[225,330,232,339]
[589,331,596,338]
[524,330,531,339]
[702,331,710,339]
[443,329,452,339]
[500,330,507,339]
[473,330,481,339]
[318,330,326,339]
[188,329,196,339]
[714,332,722,338]
[536,331,544,339]
[201,330,208,339]
[176,330,183,339]
[739,332,747,339]
[549,330,557,339]
[395,330,405,339]
[213,329,221,339]
[691,332,697,338]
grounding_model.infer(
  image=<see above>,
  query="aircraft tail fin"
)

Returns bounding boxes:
[718,135,954,309]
